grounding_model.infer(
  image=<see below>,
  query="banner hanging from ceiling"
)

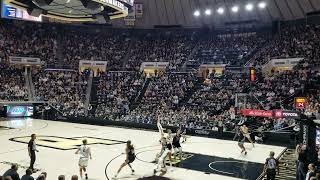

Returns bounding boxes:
[124,3,135,26]
[135,3,143,18]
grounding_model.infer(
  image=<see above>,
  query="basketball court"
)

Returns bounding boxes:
[0,118,286,180]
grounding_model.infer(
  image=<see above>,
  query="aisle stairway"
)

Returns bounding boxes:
[121,37,135,69]
[130,77,150,109]
[24,67,32,101]
[89,77,100,115]
[179,77,204,106]
[84,71,93,115]
[261,148,296,180]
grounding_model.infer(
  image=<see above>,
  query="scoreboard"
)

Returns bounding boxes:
[1,0,42,22]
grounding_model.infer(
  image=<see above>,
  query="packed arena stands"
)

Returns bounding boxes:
[0,19,57,66]
[2,11,320,180]
[305,89,320,118]
[139,72,196,111]
[0,19,319,130]
[95,71,144,119]
[125,31,197,71]
[252,24,320,67]
[62,29,131,70]
[191,31,269,66]
[33,70,88,116]
[187,72,248,113]
[0,63,27,101]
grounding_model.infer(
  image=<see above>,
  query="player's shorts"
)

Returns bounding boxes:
[173,142,181,148]
[159,149,170,165]
[79,157,89,168]
[238,138,245,145]
[244,134,251,139]
[128,155,135,164]
[173,146,182,153]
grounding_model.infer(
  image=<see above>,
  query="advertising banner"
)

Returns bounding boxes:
[240,109,273,118]
[274,110,300,119]
[6,105,34,117]
[241,109,300,119]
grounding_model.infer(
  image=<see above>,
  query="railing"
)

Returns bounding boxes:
[24,67,32,101]
[256,147,288,180]
[133,76,149,104]
[244,42,272,67]
[28,68,36,101]
[84,71,93,116]
[182,37,201,70]
[121,37,135,69]
[47,103,64,115]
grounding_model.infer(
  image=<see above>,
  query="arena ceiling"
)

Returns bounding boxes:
[111,0,320,28]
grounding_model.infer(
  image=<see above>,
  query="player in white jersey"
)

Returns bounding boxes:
[75,139,92,180]
[154,136,172,175]
[155,116,173,166]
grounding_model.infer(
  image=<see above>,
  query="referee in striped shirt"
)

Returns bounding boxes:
[264,151,279,180]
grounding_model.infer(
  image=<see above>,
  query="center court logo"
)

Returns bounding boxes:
[10,136,126,150]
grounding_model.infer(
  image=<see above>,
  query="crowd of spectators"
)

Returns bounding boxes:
[139,72,195,112]
[2,17,320,180]
[251,69,305,110]
[252,24,320,67]
[33,70,88,116]
[247,25,320,111]
[62,29,131,70]
[0,18,319,131]
[1,164,79,180]
[305,90,320,118]
[188,72,248,113]
[95,71,144,119]
[125,31,197,71]
[0,19,57,66]
[190,31,269,67]
[120,106,236,131]
[0,63,28,101]
[117,72,241,131]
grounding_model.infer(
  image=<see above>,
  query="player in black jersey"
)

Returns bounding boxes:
[173,128,183,160]
[180,126,188,143]
[113,140,135,179]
